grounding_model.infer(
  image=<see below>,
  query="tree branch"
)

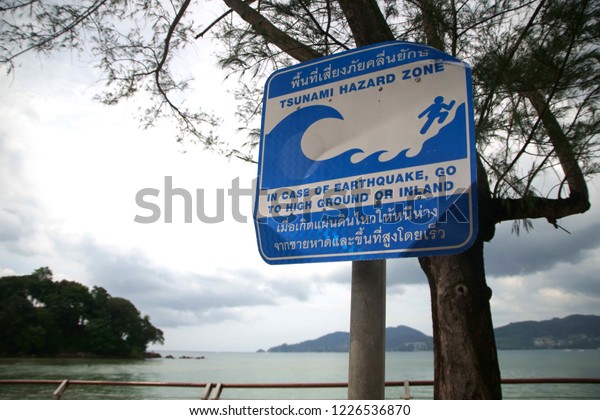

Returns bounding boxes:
[450,0,457,56]
[336,0,394,46]
[297,0,349,52]
[155,0,191,82]
[0,0,39,13]
[2,0,109,64]
[222,0,322,62]
[476,0,546,134]
[491,0,592,225]
[195,8,234,39]
[456,0,538,40]
[492,194,590,226]
[415,0,445,51]
[491,90,591,225]
[149,0,204,139]
[530,91,588,197]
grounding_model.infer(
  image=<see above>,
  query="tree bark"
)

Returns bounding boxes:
[418,154,502,399]
[419,237,502,399]
[336,0,394,46]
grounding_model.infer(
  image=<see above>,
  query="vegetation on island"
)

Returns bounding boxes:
[0,267,164,358]
[268,326,433,353]
[494,315,600,350]
[268,315,600,352]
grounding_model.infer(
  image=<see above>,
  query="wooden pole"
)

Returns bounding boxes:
[52,379,69,400]
[348,259,386,399]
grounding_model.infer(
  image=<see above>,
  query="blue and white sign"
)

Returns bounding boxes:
[254,41,477,264]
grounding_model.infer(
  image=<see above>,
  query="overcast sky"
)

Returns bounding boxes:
[1,20,599,352]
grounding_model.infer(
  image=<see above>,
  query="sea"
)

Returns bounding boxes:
[0,350,598,400]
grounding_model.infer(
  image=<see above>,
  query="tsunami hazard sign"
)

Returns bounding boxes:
[253,41,478,264]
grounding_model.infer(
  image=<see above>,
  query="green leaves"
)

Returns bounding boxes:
[0,268,164,358]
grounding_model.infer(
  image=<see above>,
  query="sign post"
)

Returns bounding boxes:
[254,41,477,399]
[348,259,386,399]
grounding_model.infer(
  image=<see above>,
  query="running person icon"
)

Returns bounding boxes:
[418,96,456,135]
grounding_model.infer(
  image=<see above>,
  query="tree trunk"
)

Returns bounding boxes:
[419,237,502,399]
[419,156,502,399]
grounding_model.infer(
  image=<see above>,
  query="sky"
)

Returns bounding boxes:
[1,17,599,353]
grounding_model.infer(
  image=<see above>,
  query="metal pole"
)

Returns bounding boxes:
[348,259,386,400]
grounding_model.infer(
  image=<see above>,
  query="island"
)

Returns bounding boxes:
[266,315,600,352]
[0,267,164,359]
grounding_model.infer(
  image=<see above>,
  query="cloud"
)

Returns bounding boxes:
[0,128,51,260]
[40,234,326,328]
[0,268,16,277]
[0,207,23,242]
[485,220,600,278]
[387,258,427,287]
[488,232,600,328]
[542,248,600,297]
[325,257,426,288]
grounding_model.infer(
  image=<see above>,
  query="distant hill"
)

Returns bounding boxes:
[268,326,433,352]
[266,315,600,352]
[386,326,433,351]
[494,314,600,349]
[269,331,351,352]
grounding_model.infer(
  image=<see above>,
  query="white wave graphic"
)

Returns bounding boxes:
[300,67,466,163]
